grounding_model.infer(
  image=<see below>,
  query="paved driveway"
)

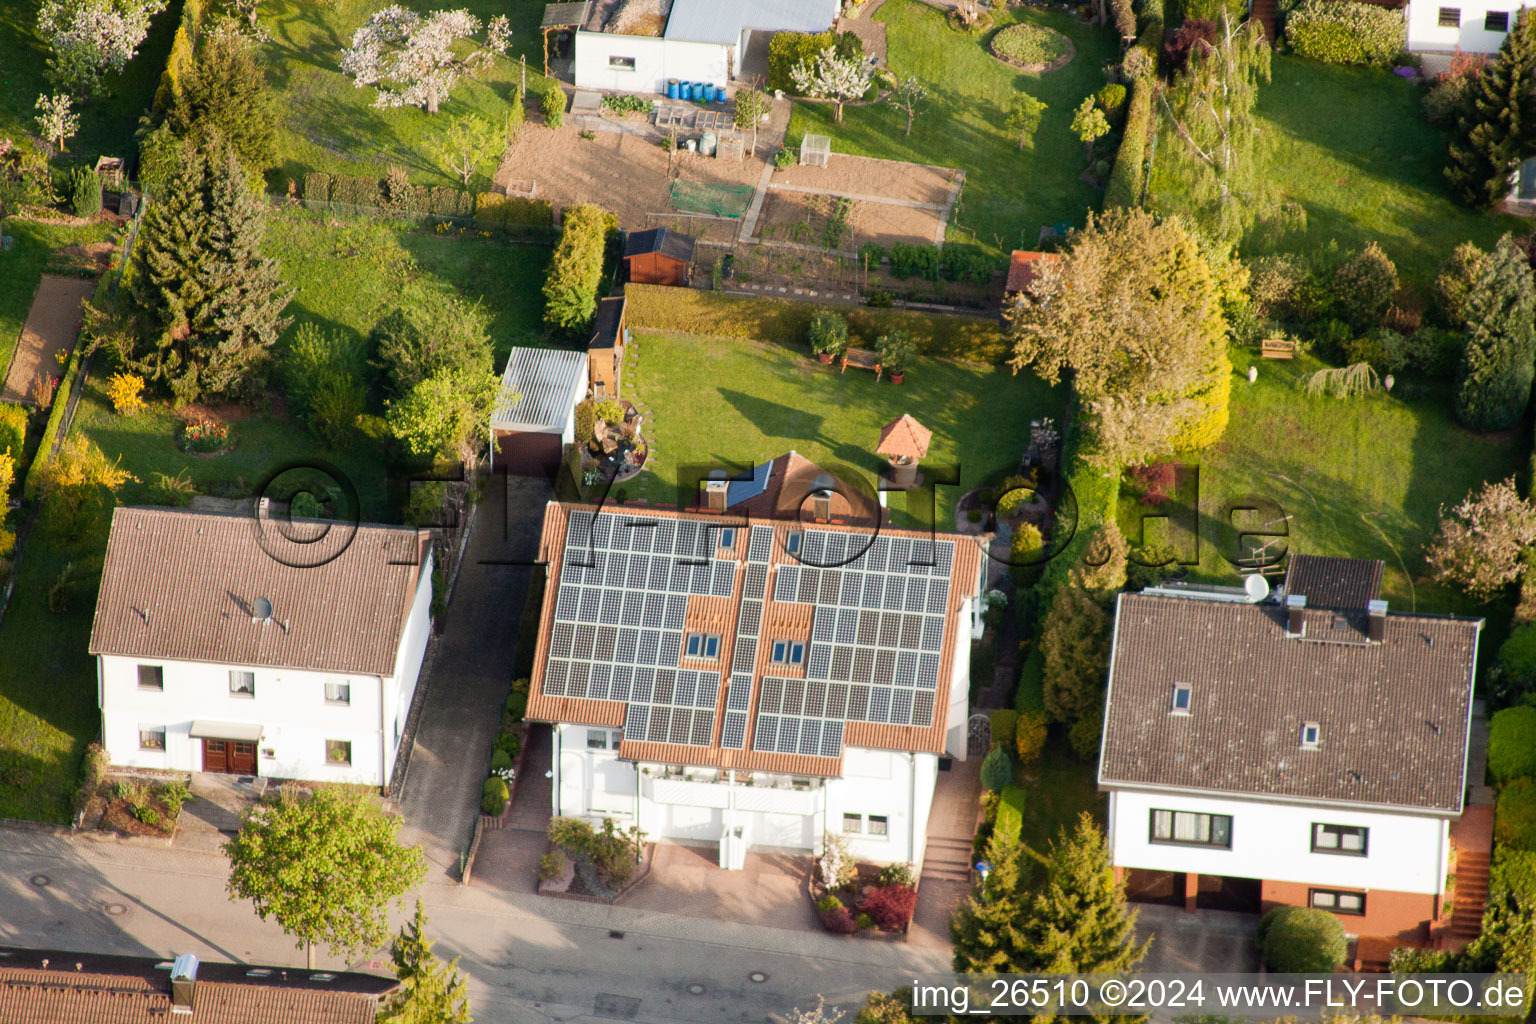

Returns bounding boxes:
[1133,904,1261,974]
[398,474,551,880]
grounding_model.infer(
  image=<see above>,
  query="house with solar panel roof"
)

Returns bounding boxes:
[525,452,988,870]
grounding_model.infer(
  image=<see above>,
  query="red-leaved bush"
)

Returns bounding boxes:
[821,906,858,934]
[1162,19,1216,74]
[861,884,918,932]
[1126,461,1177,506]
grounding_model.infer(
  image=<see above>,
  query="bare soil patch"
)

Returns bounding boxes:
[2,275,96,406]
[756,184,946,249]
[771,153,957,206]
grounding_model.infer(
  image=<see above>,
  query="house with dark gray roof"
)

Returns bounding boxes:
[1098,555,1484,949]
[89,506,433,788]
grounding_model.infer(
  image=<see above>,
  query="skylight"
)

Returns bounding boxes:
[1170,682,1192,714]
[1301,722,1321,748]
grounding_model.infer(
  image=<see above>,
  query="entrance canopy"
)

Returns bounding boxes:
[189,721,264,742]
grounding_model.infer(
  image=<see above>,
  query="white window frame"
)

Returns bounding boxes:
[1312,822,1368,856]
[139,725,166,750]
[719,527,736,548]
[608,55,637,70]
[324,681,351,705]
[229,670,255,697]
[867,814,889,837]
[785,532,802,555]
[842,812,862,834]
[1171,682,1191,714]
[1301,722,1321,749]
[1309,887,1365,915]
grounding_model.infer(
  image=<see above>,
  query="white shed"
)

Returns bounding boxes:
[491,347,589,476]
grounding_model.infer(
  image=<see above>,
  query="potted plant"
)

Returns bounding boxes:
[877,330,915,384]
[807,312,849,364]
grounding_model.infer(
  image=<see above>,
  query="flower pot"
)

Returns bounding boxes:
[889,371,906,385]
[817,352,834,364]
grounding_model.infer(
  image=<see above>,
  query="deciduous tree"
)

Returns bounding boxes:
[888,73,927,136]
[1455,234,1536,430]
[430,113,503,187]
[1004,94,1047,151]
[790,48,874,122]
[1071,96,1110,161]
[225,786,426,969]
[34,93,79,155]
[1006,209,1230,467]
[129,134,293,402]
[340,7,511,114]
[387,368,502,465]
[1426,477,1536,599]
[378,901,472,1024]
[1446,9,1536,209]
[38,0,168,94]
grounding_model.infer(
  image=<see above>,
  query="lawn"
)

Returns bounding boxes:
[257,0,553,190]
[1122,349,1529,621]
[0,0,178,167]
[1016,734,1104,856]
[786,0,1119,256]
[0,219,114,378]
[1149,56,1528,288]
[626,330,1064,528]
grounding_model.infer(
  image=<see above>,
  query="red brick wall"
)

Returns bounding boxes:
[1262,880,1435,944]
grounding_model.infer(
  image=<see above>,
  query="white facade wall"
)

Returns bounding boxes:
[100,553,432,788]
[1406,0,1523,52]
[1107,787,1451,896]
[946,595,973,759]
[574,31,730,94]
[551,724,939,865]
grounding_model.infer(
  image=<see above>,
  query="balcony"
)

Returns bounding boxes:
[643,770,822,815]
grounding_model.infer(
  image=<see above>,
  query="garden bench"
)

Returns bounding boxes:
[1260,337,1295,359]
[840,347,884,381]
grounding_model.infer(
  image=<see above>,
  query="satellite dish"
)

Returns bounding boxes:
[1243,575,1270,603]
[253,596,273,622]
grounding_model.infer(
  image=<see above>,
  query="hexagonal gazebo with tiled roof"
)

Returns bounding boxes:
[877,413,932,489]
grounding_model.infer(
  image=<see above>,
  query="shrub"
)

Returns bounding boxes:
[862,885,918,931]
[1015,709,1048,765]
[1334,242,1398,329]
[1497,778,1536,849]
[1500,624,1536,696]
[876,330,915,374]
[541,82,565,127]
[106,372,146,415]
[544,204,616,333]
[148,469,196,507]
[475,192,555,228]
[768,29,864,93]
[889,242,940,281]
[1490,706,1536,782]
[303,171,331,203]
[775,146,796,169]
[135,805,162,827]
[859,241,886,267]
[822,905,858,933]
[980,746,1013,792]
[490,748,514,773]
[1163,19,1217,73]
[1285,0,1405,65]
[548,815,596,854]
[941,244,997,286]
[481,775,510,815]
[1402,325,1463,376]
[48,562,80,613]
[285,323,369,443]
[855,912,876,930]
[69,167,101,217]
[1104,78,1153,209]
[995,783,1025,841]
[816,893,844,913]
[877,863,914,887]
[538,850,567,881]
[989,709,1019,750]
[494,732,522,760]
[991,23,1071,65]
[602,94,651,114]
[0,403,26,460]
[1436,241,1487,327]
[1423,52,1486,125]
[156,780,189,818]
[1096,83,1128,116]
[506,688,529,720]
[1258,906,1348,972]
[807,311,850,357]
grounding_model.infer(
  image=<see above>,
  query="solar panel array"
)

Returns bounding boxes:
[544,511,739,747]
[721,530,775,749]
[750,531,956,754]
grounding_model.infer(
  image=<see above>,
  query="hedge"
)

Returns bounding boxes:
[989,709,1019,749]
[1498,778,1536,850]
[995,783,1026,842]
[22,337,89,502]
[767,29,864,93]
[623,284,1009,363]
[300,172,551,228]
[1489,706,1536,783]
[1258,906,1347,973]
[1104,77,1154,209]
[476,192,555,228]
[1285,0,1405,65]
[152,0,205,114]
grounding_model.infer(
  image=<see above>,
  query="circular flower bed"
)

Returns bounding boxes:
[181,416,230,454]
[989,23,1075,71]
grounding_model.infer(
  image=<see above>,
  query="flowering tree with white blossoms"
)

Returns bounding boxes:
[340,6,511,114]
[34,93,80,155]
[37,0,168,94]
[789,47,874,123]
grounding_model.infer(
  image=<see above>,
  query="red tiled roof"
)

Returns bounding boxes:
[1005,250,1061,294]
[877,414,932,461]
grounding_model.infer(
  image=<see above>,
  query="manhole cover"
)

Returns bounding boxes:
[749,971,768,983]
[29,875,48,887]
[104,903,127,917]
[687,983,706,996]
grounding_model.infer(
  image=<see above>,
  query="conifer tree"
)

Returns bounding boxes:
[1446,9,1536,209]
[1041,583,1112,730]
[379,901,473,1024]
[1455,234,1536,430]
[951,832,1032,974]
[1015,813,1148,976]
[130,133,292,402]
[171,20,277,173]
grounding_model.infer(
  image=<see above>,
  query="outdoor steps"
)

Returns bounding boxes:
[922,835,974,884]
[1450,850,1491,941]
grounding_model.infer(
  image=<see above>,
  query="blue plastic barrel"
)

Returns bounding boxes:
[694,82,707,102]
[680,81,693,101]
[703,82,716,103]
[667,79,679,100]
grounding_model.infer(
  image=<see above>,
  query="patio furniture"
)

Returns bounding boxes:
[1261,338,1295,359]
[839,347,883,381]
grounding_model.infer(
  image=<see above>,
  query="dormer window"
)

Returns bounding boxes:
[1170,682,1192,715]
[1301,722,1321,749]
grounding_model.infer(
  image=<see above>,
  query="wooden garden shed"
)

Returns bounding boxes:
[622,227,696,287]
[588,295,628,400]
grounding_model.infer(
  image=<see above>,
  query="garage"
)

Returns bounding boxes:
[490,347,589,478]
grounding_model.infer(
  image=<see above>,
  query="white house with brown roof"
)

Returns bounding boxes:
[88,507,432,789]
[527,501,986,870]
[1098,555,1483,949]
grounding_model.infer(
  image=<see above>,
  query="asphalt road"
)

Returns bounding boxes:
[0,827,948,1023]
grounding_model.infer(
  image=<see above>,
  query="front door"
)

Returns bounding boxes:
[202,739,258,775]
[202,738,228,773]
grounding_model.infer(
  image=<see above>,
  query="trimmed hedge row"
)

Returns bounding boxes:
[300,172,554,227]
[622,284,1008,362]
[1104,77,1154,209]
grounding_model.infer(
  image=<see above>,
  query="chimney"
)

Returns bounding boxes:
[703,471,728,512]
[170,953,199,1015]
[1367,599,1388,643]
[1285,593,1306,637]
[812,475,834,522]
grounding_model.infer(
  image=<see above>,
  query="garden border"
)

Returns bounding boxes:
[987,25,1077,73]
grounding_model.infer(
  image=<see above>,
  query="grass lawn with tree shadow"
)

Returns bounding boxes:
[0,0,178,167]
[1150,56,1528,288]
[1120,350,1527,630]
[626,330,1064,529]
[257,0,553,190]
[786,0,1118,257]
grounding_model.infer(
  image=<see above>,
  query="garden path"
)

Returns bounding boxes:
[1,275,93,405]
